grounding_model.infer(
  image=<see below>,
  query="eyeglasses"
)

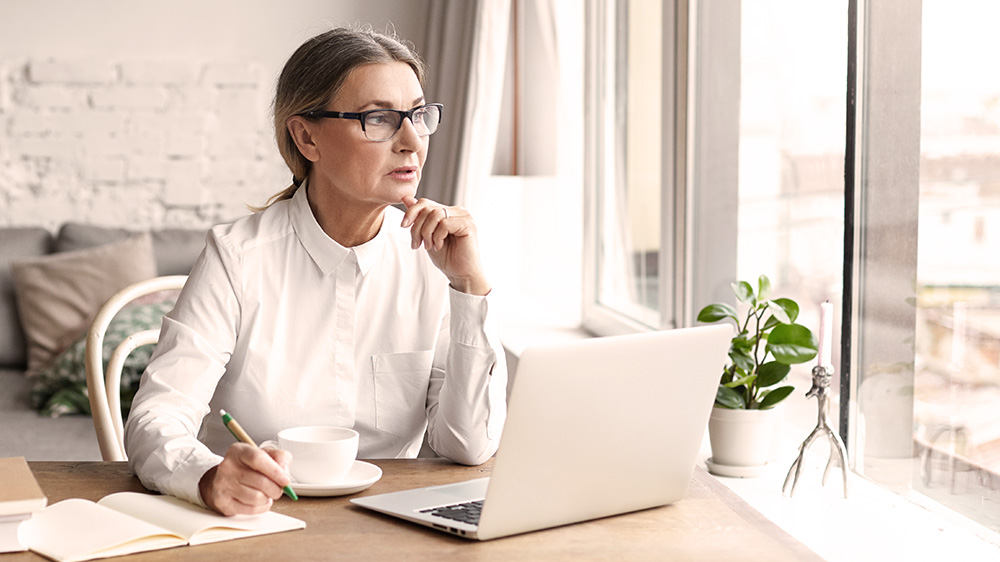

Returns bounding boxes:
[302,103,443,142]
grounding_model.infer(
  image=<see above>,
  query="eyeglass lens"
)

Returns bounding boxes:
[363,105,441,141]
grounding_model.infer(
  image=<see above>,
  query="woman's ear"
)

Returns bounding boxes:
[286,116,320,163]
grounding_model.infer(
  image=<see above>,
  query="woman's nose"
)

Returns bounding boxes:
[393,116,423,151]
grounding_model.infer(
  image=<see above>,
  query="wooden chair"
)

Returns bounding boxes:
[84,275,187,461]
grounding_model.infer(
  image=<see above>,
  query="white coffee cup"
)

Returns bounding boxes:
[277,426,359,485]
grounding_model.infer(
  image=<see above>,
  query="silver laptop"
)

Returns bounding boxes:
[350,324,732,540]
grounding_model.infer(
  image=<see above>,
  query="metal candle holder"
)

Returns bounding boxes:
[782,364,849,498]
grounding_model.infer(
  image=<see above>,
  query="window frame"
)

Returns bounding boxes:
[583,0,707,335]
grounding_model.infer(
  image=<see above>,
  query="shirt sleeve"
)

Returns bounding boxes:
[424,287,508,465]
[123,230,239,506]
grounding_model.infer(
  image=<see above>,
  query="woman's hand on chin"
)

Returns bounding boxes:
[401,196,491,296]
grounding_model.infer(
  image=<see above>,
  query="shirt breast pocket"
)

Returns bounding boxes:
[372,350,435,437]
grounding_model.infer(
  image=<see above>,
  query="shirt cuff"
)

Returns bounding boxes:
[168,449,225,508]
[448,286,494,348]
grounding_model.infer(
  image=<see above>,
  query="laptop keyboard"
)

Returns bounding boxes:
[420,499,484,525]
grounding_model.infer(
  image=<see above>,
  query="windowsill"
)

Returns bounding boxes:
[700,430,1000,561]
[500,306,1000,561]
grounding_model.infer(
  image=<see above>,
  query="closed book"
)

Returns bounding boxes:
[0,457,47,552]
[1,514,33,553]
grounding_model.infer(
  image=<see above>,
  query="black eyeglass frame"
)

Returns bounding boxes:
[301,103,444,142]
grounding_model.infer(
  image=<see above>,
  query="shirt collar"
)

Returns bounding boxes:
[289,180,386,277]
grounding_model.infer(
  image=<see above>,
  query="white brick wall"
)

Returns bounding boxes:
[28,60,117,84]
[16,85,83,109]
[89,85,171,110]
[0,57,287,230]
[203,63,260,87]
[121,61,198,85]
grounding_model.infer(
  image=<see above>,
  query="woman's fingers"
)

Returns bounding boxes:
[400,196,489,295]
[402,196,457,250]
[431,215,451,250]
[420,206,451,250]
[201,443,291,515]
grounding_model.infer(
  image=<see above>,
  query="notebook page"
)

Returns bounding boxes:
[98,492,304,545]
[20,499,184,562]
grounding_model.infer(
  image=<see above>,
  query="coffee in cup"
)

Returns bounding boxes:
[277,426,359,485]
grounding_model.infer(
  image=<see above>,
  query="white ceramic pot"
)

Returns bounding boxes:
[708,406,781,468]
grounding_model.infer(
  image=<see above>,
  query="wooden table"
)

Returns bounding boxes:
[13,459,822,561]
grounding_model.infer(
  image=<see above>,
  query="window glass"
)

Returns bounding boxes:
[688,0,846,424]
[912,0,1000,528]
[593,0,664,329]
[852,0,1000,531]
[735,0,846,371]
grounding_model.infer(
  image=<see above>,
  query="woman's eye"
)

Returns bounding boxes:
[366,113,391,126]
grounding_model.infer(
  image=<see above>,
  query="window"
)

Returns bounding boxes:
[851,0,1000,530]
[585,0,845,335]
[585,0,845,369]
[586,0,1000,533]
[584,0,673,333]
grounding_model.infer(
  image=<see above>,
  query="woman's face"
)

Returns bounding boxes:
[307,61,428,211]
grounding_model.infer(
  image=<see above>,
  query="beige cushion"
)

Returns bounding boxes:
[11,233,158,376]
[0,227,53,367]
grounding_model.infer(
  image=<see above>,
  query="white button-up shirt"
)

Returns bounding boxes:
[124,184,507,506]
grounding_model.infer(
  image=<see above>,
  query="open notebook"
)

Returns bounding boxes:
[20,492,304,562]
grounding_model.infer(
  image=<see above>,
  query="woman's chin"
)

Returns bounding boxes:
[386,183,419,203]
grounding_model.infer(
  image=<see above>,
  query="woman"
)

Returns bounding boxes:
[124,27,507,516]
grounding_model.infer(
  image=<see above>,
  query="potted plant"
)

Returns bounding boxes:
[696,274,818,476]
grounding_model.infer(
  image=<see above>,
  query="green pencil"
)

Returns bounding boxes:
[220,409,298,501]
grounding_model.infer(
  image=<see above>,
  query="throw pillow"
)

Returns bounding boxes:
[31,297,177,418]
[56,222,206,276]
[0,227,53,367]
[11,233,158,375]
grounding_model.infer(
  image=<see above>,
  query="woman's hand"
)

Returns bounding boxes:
[401,196,491,296]
[198,443,292,516]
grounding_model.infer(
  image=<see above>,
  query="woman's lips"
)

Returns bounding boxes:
[389,167,418,181]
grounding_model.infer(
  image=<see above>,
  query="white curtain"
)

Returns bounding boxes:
[420,0,511,206]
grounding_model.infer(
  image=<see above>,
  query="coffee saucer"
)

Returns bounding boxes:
[290,460,382,497]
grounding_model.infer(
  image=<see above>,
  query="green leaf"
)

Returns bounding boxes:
[755,361,791,388]
[697,303,738,324]
[729,348,755,373]
[766,323,818,364]
[715,385,745,409]
[719,367,735,386]
[730,331,753,352]
[762,314,782,331]
[764,302,790,325]
[732,281,755,306]
[723,373,756,389]
[758,385,795,409]
[769,298,799,323]
[757,275,771,302]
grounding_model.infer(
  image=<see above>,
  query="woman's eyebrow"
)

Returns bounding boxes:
[365,100,394,109]
[359,97,427,111]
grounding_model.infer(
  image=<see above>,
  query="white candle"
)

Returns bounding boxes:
[817,301,833,368]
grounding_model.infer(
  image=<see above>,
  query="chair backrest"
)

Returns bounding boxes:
[84,275,187,461]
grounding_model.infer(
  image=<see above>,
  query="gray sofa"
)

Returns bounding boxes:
[1,223,205,460]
